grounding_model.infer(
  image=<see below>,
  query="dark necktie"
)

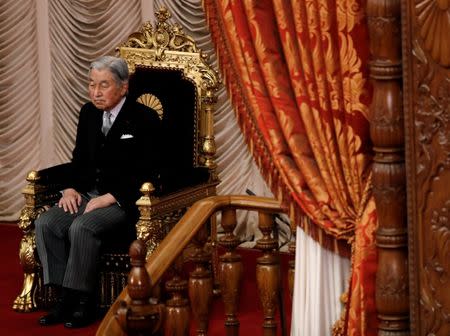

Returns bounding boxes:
[102,112,113,136]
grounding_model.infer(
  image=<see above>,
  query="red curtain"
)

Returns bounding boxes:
[204,0,377,334]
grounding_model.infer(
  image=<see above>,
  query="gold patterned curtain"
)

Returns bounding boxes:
[203,0,378,334]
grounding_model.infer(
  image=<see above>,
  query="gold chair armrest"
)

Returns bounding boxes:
[13,164,71,312]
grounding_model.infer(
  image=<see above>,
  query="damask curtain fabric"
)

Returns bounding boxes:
[203,0,378,335]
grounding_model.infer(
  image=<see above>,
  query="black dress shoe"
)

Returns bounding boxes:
[39,287,72,326]
[64,310,96,328]
[39,288,72,326]
[39,310,65,326]
[64,291,96,328]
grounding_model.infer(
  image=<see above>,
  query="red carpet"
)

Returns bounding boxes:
[0,223,291,335]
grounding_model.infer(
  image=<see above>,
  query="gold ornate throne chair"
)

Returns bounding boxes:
[13,7,220,313]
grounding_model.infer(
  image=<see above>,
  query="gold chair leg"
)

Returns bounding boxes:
[13,233,39,312]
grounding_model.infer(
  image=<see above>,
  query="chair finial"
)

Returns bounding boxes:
[155,7,171,24]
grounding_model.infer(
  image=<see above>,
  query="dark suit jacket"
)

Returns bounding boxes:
[67,98,161,220]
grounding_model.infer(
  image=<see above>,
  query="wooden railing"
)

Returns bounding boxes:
[96,195,290,336]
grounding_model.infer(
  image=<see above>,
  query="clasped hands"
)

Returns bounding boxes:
[59,188,117,214]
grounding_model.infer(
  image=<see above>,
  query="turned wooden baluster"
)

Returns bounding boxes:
[255,211,280,336]
[165,272,190,336]
[188,225,213,336]
[116,239,164,335]
[218,208,243,336]
[367,0,409,335]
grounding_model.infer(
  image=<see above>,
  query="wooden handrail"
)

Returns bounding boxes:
[96,195,283,336]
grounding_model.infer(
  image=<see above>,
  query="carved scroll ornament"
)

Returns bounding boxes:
[415,0,450,67]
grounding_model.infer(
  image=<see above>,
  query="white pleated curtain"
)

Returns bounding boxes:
[0,0,145,219]
[0,1,350,335]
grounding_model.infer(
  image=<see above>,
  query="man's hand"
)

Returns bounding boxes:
[84,193,117,213]
[59,188,82,214]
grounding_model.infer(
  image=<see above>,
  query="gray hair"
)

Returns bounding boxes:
[89,56,129,86]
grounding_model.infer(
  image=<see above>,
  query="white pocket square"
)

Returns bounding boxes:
[120,134,134,139]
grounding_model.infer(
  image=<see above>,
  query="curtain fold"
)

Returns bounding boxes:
[0,0,144,220]
[292,228,351,335]
[0,0,41,220]
[49,0,142,162]
[203,0,378,334]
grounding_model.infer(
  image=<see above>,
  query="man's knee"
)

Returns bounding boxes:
[35,207,71,238]
[35,211,55,233]
[68,217,94,241]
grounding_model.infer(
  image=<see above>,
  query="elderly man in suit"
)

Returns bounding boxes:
[35,55,160,328]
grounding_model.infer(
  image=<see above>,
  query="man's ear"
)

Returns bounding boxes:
[121,82,129,96]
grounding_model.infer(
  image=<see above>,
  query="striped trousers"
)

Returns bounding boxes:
[35,194,128,293]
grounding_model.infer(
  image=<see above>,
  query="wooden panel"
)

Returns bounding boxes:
[402,1,450,335]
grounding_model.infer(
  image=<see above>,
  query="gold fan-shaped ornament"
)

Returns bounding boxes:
[137,93,163,120]
[416,0,450,67]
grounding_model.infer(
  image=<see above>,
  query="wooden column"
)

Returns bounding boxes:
[165,275,190,336]
[188,226,213,336]
[367,0,409,335]
[255,212,280,336]
[219,208,242,336]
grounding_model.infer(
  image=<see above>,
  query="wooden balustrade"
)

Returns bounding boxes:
[96,195,285,336]
[188,226,214,335]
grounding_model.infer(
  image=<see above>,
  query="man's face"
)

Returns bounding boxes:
[88,68,128,111]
